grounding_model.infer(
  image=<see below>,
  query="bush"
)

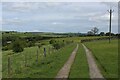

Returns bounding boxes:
[52,43,61,50]
[12,39,24,53]
[2,44,12,51]
[35,43,42,48]
[2,46,9,51]
[49,39,56,44]
[27,41,35,47]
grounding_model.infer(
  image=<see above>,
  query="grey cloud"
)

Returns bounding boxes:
[101,2,118,8]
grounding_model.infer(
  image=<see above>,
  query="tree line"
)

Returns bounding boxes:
[87,27,119,36]
[2,35,54,51]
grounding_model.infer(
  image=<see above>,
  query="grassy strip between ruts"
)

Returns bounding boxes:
[69,43,89,78]
[84,40,118,78]
[3,43,76,78]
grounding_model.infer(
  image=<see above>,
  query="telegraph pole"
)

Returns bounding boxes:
[107,9,114,43]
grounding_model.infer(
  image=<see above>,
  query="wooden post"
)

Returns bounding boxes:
[49,47,50,54]
[36,50,38,64]
[52,47,54,53]
[24,55,27,67]
[8,56,11,77]
[44,48,46,57]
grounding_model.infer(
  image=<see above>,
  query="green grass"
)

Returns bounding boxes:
[55,36,108,43]
[84,40,118,78]
[69,43,89,78]
[2,43,76,78]
[2,36,116,78]
[0,51,1,78]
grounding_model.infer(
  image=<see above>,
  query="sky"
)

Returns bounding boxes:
[1,2,118,33]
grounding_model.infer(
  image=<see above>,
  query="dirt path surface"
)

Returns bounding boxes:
[82,44,105,79]
[55,44,79,78]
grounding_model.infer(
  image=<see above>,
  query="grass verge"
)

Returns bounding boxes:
[84,40,118,78]
[2,43,76,78]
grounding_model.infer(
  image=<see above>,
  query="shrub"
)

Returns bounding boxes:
[52,43,61,50]
[49,39,56,44]
[27,41,35,47]
[2,46,9,51]
[35,43,42,48]
[12,39,24,53]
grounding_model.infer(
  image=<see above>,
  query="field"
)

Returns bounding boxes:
[2,42,76,78]
[54,36,108,43]
[84,40,118,78]
[2,34,118,78]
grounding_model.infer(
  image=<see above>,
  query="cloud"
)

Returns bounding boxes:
[89,13,109,22]
[3,17,24,25]
[89,12,118,23]
[0,19,2,24]
[101,2,118,8]
[51,22,65,25]
[3,2,39,12]
[1,0,119,2]
[2,2,118,33]
[32,30,39,32]
[2,2,68,13]
[52,22,60,25]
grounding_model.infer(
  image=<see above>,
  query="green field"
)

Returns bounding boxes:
[2,35,118,78]
[69,43,89,78]
[55,36,108,43]
[84,40,118,78]
[2,43,76,78]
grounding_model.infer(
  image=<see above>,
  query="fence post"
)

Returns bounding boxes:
[52,47,54,53]
[49,47,50,54]
[8,56,11,77]
[44,48,46,57]
[36,50,38,64]
[24,54,27,67]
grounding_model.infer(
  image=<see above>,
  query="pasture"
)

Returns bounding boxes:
[2,42,76,78]
[2,35,118,78]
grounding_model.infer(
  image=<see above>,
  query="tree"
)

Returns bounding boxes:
[99,32,105,36]
[87,31,94,36]
[105,32,115,36]
[91,27,99,35]
[12,39,24,53]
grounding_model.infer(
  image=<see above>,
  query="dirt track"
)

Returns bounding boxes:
[82,44,105,80]
[55,44,78,78]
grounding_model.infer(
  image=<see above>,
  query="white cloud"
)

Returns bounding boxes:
[3,17,24,25]
[101,2,118,8]
[2,2,118,33]
[89,12,118,22]
[52,22,57,25]
[51,22,63,25]
[3,2,67,12]
[89,13,109,22]
[32,30,39,32]
[4,2,39,12]
[0,19,2,24]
